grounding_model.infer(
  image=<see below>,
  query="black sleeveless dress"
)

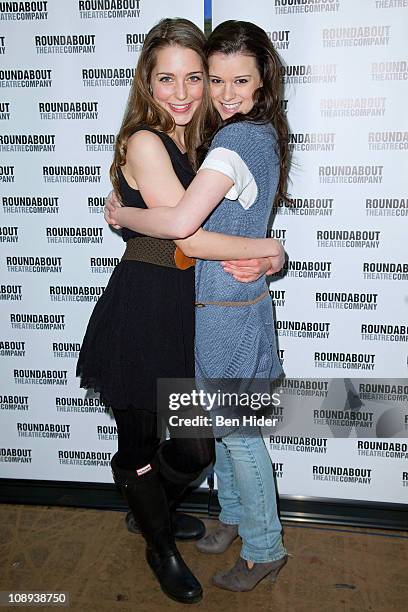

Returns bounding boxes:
[76,128,196,411]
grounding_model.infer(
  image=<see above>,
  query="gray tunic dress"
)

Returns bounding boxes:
[195,121,284,436]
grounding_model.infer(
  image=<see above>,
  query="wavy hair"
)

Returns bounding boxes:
[109,18,216,193]
[204,20,290,204]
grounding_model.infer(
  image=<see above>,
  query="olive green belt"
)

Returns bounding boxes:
[121,237,178,268]
[195,289,269,308]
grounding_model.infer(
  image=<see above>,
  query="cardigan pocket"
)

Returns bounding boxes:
[223,304,283,380]
[195,297,283,380]
[222,315,260,379]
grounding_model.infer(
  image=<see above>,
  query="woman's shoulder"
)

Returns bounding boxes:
[127,126,164,147]
[127,127,183,162]
[213,121,275,145]
[211,121,276,158]
[126,127,176,163]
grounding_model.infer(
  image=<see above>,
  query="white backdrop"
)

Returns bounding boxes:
[0,0,204,482]
[0,0,407,506]
[213,0,408,504]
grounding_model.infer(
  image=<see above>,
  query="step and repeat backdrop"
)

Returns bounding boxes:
[211,1,408,505]
[0,1,407,507]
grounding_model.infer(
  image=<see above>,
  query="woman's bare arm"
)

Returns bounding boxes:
[107,132,283,261]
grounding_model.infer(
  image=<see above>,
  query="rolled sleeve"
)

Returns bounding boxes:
[199,147,258,209]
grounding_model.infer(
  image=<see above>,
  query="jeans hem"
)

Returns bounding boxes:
[240,546,287,564]
[219,512,240,526]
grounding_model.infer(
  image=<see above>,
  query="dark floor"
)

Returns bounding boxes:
[0,504,407,611]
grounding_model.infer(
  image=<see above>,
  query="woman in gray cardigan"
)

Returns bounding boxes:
[106,20,290,592]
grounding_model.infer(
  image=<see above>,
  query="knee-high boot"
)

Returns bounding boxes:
[126,494,205,540]
[158,440,209,539]
[126,441,208,541]
[111,453,202,604]
[157,440,205,501]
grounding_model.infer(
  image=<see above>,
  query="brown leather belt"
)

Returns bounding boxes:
[195,289,269,308]
[122,237,178,268]
[122,237,195,270]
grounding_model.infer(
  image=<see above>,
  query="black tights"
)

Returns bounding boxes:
[112,407,214,475]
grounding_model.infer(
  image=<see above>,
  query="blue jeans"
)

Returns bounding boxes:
[215,429,286,563]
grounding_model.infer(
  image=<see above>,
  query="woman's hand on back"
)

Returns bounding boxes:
[264,241,286,275]
[222,242,286,283]
[221,258,271,283]
[104,190,123,229]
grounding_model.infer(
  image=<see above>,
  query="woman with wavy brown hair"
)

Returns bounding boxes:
[78,18,284,604]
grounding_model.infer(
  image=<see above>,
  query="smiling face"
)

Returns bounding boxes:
[208,52,263,120]
[150,45,204,127]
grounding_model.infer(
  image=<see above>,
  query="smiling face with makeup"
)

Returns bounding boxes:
[150,45,204,128]
[150,46,263,129]
[208,52,263,120]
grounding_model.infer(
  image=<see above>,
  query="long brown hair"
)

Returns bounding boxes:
[110,18,216,193]
[204,20,290,204]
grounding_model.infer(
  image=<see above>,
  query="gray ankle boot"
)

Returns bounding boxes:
[213,555,287,592]
[195,520,238,554]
